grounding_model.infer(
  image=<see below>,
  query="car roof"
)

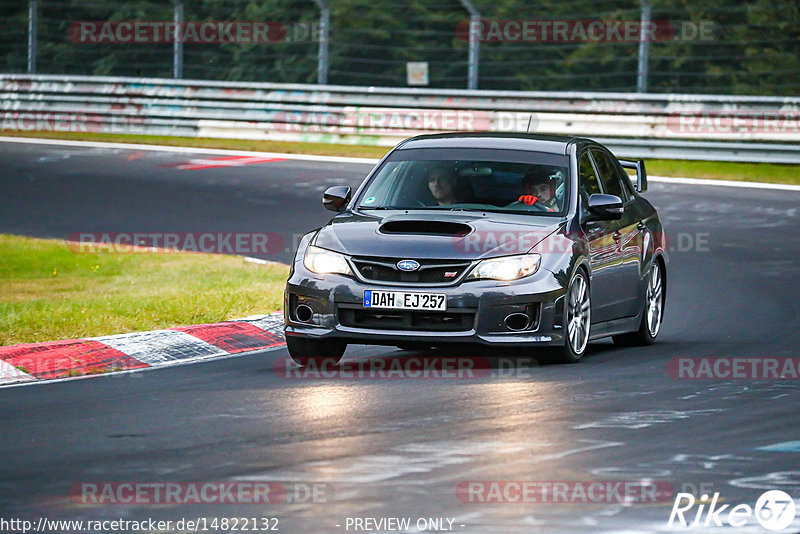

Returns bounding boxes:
[396,132,588,155]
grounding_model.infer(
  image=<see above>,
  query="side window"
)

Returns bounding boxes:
[619,165,636,197]
[591,149,627,201]
[579,151,601,195]
[578,152,602,216]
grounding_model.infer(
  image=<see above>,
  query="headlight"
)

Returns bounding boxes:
[303,245,353,276]
[466,254,541,281]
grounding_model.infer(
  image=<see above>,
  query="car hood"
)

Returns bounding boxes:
[312,210,564,260]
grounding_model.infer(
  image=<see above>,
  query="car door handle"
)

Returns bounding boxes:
[612,231,622,241]
[637,221,646,230]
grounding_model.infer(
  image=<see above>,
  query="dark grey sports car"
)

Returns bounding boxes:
[284,133,667,364]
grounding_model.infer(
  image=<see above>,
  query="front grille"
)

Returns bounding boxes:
[338,304,476,332]
[352,257,471,284]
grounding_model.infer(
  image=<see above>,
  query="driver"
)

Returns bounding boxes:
[427,165,462,205]
[518,169,561,211]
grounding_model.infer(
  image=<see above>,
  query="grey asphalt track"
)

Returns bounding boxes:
[1,141,799,533]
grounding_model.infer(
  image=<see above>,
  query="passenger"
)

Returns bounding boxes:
[518,170,560,211]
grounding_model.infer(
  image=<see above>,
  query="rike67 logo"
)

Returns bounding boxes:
[669,490,796,531]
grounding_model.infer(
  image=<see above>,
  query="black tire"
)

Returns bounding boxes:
[286,336,346,367]
[614,261,664,347]
[554,269,591,364]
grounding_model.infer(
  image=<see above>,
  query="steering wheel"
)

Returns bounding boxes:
[529,201,552,212]
[505,200,551,212]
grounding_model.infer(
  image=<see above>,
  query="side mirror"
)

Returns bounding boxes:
[587,194,623,221]
[322,186,351,212]
[618,159,647,192]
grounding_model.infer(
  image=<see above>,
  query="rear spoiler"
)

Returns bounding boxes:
[618,159,647,193]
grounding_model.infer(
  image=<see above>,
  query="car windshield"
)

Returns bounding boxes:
[356,148,569,215]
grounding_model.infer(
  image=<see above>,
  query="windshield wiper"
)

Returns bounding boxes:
[448,207,497,213]
[450,206,549,215]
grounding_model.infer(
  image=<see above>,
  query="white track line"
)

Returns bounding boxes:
[2,136,799,191]
[0,136,379,165]
[649,175,800,191]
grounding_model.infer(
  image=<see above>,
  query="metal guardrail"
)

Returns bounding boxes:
[1,74,799,163]
[596,139,800,164]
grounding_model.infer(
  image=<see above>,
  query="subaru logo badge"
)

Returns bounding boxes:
[397,259,420,272]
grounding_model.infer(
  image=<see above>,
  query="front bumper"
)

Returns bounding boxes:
[284,264,568,347]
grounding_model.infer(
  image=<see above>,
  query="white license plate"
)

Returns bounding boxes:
[363,290,446,311]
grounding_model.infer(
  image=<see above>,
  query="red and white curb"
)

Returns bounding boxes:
[164,155,288,170]
[0,313,285,386]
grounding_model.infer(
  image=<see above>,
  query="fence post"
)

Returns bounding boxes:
[459,0,480,89]
[312,0,330,85]
[637,0,651,93]
[27,0,37,74]
[173,1,184,79]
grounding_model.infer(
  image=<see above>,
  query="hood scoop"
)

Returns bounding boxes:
[379,220,472,237]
